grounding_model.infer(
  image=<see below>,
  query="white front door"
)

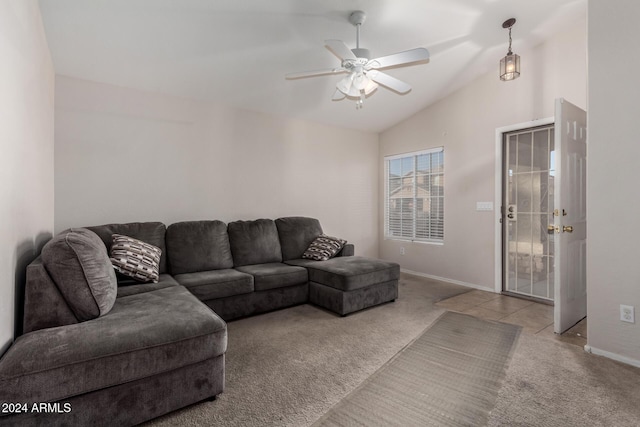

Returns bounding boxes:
[554,98,587,334]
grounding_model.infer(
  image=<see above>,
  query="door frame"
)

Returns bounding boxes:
[494,117,554,293]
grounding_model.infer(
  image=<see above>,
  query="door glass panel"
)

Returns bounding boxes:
[548,250,555,298]
[516,174,532,212]
[504,125,554,301]
[548,177,555,214]
[507,135,517,205]
[532,255,549,298]
[508,174,516,205]
[517,133,532,173]
[515,213,532,294]
[549,131,556,172]
[548,215,556,257]
[507,217,517,292]
[531,214,547,298]
[533,129,550,172]
[508,135,517,172]
[538,172,549,213]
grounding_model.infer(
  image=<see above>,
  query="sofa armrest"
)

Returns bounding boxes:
[336,244,354,257]
[23,257,78,333]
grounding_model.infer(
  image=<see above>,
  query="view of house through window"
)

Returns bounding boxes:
[384,148,444,242]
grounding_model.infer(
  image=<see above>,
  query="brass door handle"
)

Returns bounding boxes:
[563,225,573,233]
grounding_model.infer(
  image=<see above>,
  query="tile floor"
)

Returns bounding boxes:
[435,289,588,347]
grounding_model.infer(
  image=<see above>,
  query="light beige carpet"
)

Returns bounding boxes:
[146,274,470,427]
[488,332,640,426]
[146,274,640,426]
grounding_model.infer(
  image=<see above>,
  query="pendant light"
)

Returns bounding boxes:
[500,18,520,81]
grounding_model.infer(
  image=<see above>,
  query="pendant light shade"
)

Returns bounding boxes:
[499,18,520,81]
[500,53,520,81]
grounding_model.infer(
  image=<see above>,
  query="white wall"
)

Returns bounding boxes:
[0,0,55,353]
[586,0,640,364]
[379,19,587,289]
[55,76,379,257]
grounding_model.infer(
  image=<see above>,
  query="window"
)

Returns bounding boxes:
[384,147,444,242]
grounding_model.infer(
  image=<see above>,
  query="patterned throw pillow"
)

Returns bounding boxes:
[302,234,347,261]
[110,234,161,283]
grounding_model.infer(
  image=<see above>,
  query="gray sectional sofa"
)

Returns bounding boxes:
[0,216,398,426]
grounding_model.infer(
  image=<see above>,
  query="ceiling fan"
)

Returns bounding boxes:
[286,10,430,109]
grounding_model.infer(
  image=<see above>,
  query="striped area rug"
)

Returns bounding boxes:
[314,311,521,427]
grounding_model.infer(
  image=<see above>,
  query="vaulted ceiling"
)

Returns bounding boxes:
[39,0,586,132]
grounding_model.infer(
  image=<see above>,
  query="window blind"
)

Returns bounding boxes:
[384,147,444,243]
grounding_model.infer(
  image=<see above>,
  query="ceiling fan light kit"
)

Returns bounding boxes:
[500,18,521,81]
[286,10,430,109]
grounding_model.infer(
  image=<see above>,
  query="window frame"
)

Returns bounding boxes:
[384,147,444,244]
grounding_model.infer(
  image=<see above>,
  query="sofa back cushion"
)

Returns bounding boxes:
[41,228,117,321]
[228,219,282,267]
[87,222,168,274]
[166,220,234,274]
[275,217,323,261]
[23,257,80,333]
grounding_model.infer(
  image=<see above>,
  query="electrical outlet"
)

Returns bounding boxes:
[400,247,405,256]
[620,305,635,323]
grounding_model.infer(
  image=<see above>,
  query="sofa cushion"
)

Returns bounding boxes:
[302,234,347,261]
[284,258,324,268]
[0,286,227,404]
[235,263,308,291]
[87,222,168,274]
[116,274,179,298]
[286,245,355,261]
[337,243,355,257]
[166,220,233,274]
[174,269,254,300]
[41,228,117,321]
[228,219,283,267]
[303,256,400,291]
[110,234,161,283]
[275,217,323,261]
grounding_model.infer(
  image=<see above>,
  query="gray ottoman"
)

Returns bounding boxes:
[305,256,400,316]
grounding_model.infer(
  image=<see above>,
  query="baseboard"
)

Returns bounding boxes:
[400,269,495,293]
[584,345,640,368]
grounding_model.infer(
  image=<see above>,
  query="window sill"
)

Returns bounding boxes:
[383,237,444,246]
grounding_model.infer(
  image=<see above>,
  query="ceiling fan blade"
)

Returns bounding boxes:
[366,70,412,94]
[367,48,430,70]
[325,39,357,61]
[332,89,346,101]
[285,68,346,79]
